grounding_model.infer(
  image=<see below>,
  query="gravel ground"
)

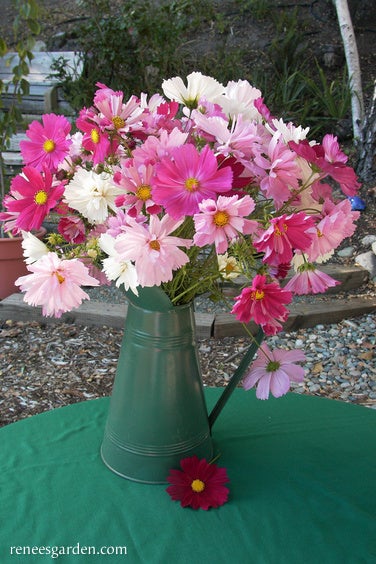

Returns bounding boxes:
[1,300,375,428]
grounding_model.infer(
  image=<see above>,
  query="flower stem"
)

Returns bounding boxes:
[208,326,264,430]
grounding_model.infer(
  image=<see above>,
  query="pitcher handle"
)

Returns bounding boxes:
[208,326,264,430]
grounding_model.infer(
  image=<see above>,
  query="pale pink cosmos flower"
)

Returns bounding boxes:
[16,252,99,318]
[231,274,292,335]
[20,113,72,172]
[284,264,340,295]
[304,198,359,262]
[243,343,306,400]
[193,194,258,254]
[192,112,262,161]
[115,215,192,287]
[254,212,315,266]
[132,128,189,167]
[152,144,233,219]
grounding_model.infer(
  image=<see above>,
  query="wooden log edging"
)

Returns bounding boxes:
[1,292,375,340]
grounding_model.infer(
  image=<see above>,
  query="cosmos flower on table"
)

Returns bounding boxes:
[166,455,230,510]
[0,71,361,399]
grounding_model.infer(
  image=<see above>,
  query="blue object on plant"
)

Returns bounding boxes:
[348,196,366,211]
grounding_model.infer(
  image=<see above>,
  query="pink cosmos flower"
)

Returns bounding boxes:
[152,144,233,219]
[193,194,258,253]
[115,214,192,287]
[284,264,340,295]
[289,138,360,197]
[254,212,315,266]
[166,456,230,510]
[252,135,301,208]
[114,162,161,216]
[231,274,292,335]
[20,113,72,172]
[15,252,99,318]
[94,89,144,134]
[243,343,306,400]
[4,166,65,231]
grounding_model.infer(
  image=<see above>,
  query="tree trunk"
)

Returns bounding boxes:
[333,0,364,142]
[356,80,376,182]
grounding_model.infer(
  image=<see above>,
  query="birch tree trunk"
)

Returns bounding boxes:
[356,80,376,181]
[333,0,364,142]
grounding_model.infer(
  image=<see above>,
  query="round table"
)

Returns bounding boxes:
[1,389,375,563]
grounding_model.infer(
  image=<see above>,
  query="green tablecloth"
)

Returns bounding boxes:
[0,389,375,563]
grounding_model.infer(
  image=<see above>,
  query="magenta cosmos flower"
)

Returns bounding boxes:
[254,212,315,266]
[16,252,99,318]
[20,113,72,172]
[243,343,306,400]
[166,456,230,510]
[152,144,233,219]
[231,274,292,335]
[4,165,65,231]
[193,194,258,254]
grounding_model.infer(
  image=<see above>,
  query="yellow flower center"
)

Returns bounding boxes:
[34,190,48,205]
[136,184,152,201]
[274,223,288,236]
[214,210,229,227]
[54,272,65,284]
[317,228,323,237]
[185,177,200,192]
[43,139,55,153]
[91,129,100,144]
[251,289,265,301]
[112,116,125,129]
[191,479,205,493]
[149,240,160,252]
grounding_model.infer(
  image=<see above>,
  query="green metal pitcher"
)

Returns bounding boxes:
[100,287,214,484]
[101,286,264,484]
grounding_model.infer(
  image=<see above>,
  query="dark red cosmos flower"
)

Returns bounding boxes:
[166,456,230,510]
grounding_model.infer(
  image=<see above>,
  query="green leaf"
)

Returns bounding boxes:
[27,18,41,35]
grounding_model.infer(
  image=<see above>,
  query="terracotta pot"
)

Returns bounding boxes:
[0,228,46,300]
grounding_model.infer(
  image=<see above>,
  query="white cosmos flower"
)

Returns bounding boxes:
[21,231,49,264]
[217,79,263,121]
[217,253,242,280]
[267,118,310,143]
[99,233,139,295]
[64,169,123,223]
[162,72,225,108]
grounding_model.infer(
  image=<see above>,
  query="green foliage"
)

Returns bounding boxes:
[50,0,351,141]
[0,0,41,211]
[0,0,41,148]
[52,0,218,111]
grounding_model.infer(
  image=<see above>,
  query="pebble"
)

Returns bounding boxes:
[337,246,355,257]
[268,312,375,407]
